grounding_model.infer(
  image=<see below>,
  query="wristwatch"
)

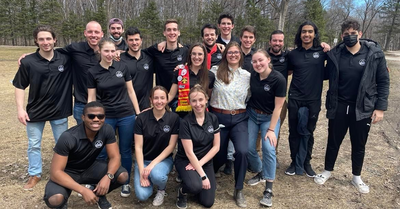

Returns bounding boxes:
[106,173,114,180]
[201,175,207,181]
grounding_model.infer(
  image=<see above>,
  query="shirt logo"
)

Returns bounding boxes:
[313,52,320,59]
[279,57,285,63]
[116,71,123,78]
[143,63,149,70]
[177,55,183,61]
[163,125,171,133]
[217,53,222,60]
[207,125,214,133]
[94,140,103,148]
[58,65,64,72]
[359,59,366,66]
[264,84,271,91]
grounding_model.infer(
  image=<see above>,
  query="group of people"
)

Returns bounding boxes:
[14,12,389,209]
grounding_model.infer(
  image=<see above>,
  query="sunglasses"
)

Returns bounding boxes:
[86,114,105,120]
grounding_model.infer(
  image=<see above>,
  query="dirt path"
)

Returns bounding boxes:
[0,47,399,208]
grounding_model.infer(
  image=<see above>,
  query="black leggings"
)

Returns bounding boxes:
[175,157,216,208]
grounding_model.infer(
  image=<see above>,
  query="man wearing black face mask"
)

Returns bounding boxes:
[314,20,389,194]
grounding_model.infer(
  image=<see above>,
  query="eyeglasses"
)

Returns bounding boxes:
[87,114,105,120]
[227,51,240,55]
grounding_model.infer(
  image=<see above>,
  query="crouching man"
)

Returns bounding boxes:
[43,101,128,209]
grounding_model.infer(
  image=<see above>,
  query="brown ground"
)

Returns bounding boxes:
[0,46,399,209]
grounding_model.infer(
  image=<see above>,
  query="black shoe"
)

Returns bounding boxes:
[260,188,273,207]
[97,196,112,209]
[223,160,233,175]
[285,163,295,176]
[304,164,316,177]
[247,172,266,186]
[233,189,247,208]
[176,187,187,209]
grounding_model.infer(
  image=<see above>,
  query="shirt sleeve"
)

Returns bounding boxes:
[13,62,30,89]
[87,69,97,88]
[208,71,215,89]
[178,118,191,140]
[171,70,179,84]
[104,124,117,144]
[134,114,144,135]
[53,132,75,156]
[171,113,180,134]
[123,64,132,81]
[211,113,220,133]
[275,74,287,97]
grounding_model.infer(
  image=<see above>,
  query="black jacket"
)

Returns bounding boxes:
[325,39,389,121]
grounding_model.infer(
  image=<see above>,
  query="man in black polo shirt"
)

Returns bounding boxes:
[13,25,71,191]
[240,25,257,73]
[201,23,223,68]
[216,13,241,45]
[120,27,154,110]
[108,18,128,51]
[43,101,128,209]
[146,19,188,110]
[285,21,327,177]
[314,20,389,194]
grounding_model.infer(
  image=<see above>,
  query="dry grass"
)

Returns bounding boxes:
[0,46,399,209]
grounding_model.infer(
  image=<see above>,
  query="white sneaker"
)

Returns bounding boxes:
[351,180,370,193]
[314,173,331,185]
[152,190,166,206]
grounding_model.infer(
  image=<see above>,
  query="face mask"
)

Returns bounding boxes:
[343,35,358,47]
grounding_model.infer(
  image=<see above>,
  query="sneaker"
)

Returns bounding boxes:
[304,164,316,177]
[23,176,41,190]
[175,176,182,183]
[285,163,295,176]
[314,173,331,185]
[176,187,187,209]
[78,184,95,198]
[351,180,370,193]
[223,160,233,175]
[247,173,266,186]
[215,171,221,178]
[120,184,131,198]
[233,189,247,208]
[259,188,273,207]
[153,190,166,206]
[97,196,112,209]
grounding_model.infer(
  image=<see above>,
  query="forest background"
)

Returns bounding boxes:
[1,0,400,51]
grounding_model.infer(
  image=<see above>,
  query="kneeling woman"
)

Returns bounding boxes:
[175,85,220,208]
[247,49,286,207]
[134,86,180,206]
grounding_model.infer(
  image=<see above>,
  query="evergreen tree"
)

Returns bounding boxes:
[38,0,62,36]
[304,0,327,42]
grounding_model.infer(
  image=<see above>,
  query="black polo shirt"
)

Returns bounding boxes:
[207,46,223,67]
[120,49,154,110]
[176,112,220,162]
[58,42,99,104]
[134,109,180,161]
[247,70,286,114]
[288,46,327,101]
[216,35,241,46]
[54,123,116,174]
[13,49,72,122]
[145,43,188,91]
[87,61,135,118]
[268,48,289,82]
[338,44,368,104]
[242,48,256,73]
[116,39,128,51]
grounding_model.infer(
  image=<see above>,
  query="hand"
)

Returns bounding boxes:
[93,176,110,196]
[81,186,98,206]
[18,53,30,65]
[158,41,167,53]
[114,51,121,61]
[265,130,277,147]
[17,109,30,125]
[216,43,225,52]
[202,178,211,190]
[142,164,154,179]
[140,174,151,187]
[185,163,195,170]
[321,42,331,52]
[371,110,384,124]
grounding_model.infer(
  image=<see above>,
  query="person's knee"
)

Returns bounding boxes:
[200,197,215,208]
[46,194,65,208]
[183,180,202,194]
[135,189,152,201]
[117,171,129,184]
[150,171,168,185]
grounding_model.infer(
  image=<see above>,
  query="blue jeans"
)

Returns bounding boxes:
[98,115,135,183]
[26,118,68,177]
[134,156,173,201]
[247,108,280,180]
[73,102,85,125]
